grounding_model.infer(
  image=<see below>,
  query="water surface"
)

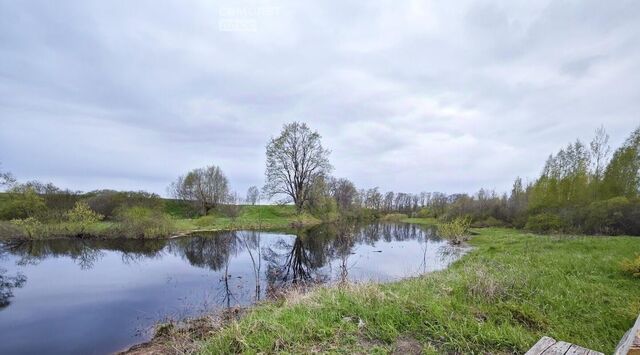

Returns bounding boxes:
[0,223,464,354]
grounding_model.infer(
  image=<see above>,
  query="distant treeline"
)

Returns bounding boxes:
[365,125,639,235]
[1,123,639,236]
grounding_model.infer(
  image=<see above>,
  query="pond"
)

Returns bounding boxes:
[0,223,465,355]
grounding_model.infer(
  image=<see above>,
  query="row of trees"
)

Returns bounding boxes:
[3,122,639,236]
[421,125,640,235]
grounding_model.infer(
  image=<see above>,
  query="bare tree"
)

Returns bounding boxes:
[264,122,332,212]
[169,165,229,215]
[590,125,611,183]
[246,186,260,205]
[329,177,357,212]
[0,163,16,190]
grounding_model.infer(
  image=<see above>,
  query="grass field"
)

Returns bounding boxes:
[174,205,323,233]
[190,228,640,354]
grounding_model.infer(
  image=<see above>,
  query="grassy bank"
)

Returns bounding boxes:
[174,205,323,233]
[400,217,438,225]
[162,228,640,354]
[0,205,323,239]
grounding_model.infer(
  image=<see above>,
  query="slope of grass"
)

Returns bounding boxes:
[175,205,323,233]
[197,228,640,354]
[400,217,438,225]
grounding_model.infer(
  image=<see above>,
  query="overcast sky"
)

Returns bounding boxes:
[1,0,639,197]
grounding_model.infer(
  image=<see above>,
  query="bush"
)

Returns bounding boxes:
[0,220,25,239]
[66,201,103,236]
[524,213,566,233]
[584,197,630,234]
[381,213,408,222]
[114,206,175,238]
[438,216,471,245]
[0,188,46,220]
[84,190,164,219]
[10,217,44,238]
[620,255,640,278]
[416,208,431,218]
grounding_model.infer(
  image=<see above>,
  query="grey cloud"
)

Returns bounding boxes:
[1,0,639,196]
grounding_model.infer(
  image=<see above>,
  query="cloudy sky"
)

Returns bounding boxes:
[1,0,639,197]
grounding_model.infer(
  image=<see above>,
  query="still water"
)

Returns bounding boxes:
[0,223,465,354]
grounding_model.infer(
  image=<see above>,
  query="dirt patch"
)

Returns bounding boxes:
[118,309,243,355]
[393,336,423,354]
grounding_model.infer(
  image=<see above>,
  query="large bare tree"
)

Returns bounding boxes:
[264,122,331,212]
[169,165,229,215]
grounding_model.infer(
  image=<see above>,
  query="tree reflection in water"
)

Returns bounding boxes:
[238,231,262,302]
[0,222,465,312]
[0,268,25,309]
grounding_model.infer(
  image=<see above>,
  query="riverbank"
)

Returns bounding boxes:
[140,227,640,354]
[0,205,325,240]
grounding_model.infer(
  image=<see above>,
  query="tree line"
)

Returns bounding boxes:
[1,122,639,236]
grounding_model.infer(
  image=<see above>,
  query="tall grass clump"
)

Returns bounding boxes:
[621,255,640,278]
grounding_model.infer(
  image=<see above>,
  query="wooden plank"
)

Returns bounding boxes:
[587,351,605,355]
[616,313,640,355]
[525,337,557,355]
[542,341,573,355]
[565,344,592,355]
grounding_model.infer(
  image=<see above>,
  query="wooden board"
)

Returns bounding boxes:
[525,337,556,355]
[526,337,604,355]
[616,313,640,355]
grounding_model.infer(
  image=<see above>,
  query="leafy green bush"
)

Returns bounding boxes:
[11,217,44,238]
[438,216,471,245]
[524,213,566,233]
[66,201,103,235]
[584,197,638,235]
[0,188,46,220]
[84,190,164,219]
[620,255,640,278]
[416,208,431,218]
[114,206,175,238]
[381,213,408,222]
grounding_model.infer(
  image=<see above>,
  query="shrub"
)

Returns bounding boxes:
[11,217,44,238]
[620,255,640,278]
[584,197,630,234]
[84,190,164,219]
[438,216,471,245]
[0,188,46,220]
[0,221,25,239]
[416,208,431,218]
[524,213,566,233]
[67,201,103,236]
[115,206,175,238]
[381,213,408,222]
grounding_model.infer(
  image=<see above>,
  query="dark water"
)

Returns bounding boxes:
[0,223,465,355]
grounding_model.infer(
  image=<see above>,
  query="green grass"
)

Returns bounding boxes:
[174,205,323,233]
[197,228,640,354]
[1,204,323,239]
[400,217,438,225]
